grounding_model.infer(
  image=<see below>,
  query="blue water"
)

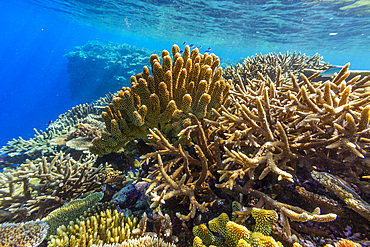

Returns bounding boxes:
[0,0,369,148]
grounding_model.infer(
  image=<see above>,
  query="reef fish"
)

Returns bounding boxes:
[320,67,343,77]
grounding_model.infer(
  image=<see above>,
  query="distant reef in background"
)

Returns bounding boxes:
[65,41,154,103]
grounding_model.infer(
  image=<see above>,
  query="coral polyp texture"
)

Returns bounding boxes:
[91,235,177,247]
[0,220,49,247]
[193,209,285,247]
[49,209,139,247]
[90,44,231,156]
[42,191,104,236]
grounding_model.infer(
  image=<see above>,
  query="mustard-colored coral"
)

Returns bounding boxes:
[90,44,231,155]
[0,220,49,247]
[42,191,103,236]
[251,208,278,236]
[90,235,177,247]
[193,209,283,247]
[49,209,139,246]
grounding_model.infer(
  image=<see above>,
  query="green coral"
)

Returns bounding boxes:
[193,208,283,247]
[42,191,103,236]
[0,220,49,247]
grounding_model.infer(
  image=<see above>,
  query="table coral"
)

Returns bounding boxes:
[0,220,49,247]
[90,44,231,156]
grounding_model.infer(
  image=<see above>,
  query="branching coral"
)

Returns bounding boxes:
[212,64,370,190]
[90,44,231,156]
[0,93,113,166]
[49,208,139,246]
[223,52,330,84]
[0,220,49,247]
[0,152,109,221]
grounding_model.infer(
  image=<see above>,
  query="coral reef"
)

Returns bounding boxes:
[49,209,139,246]
[0,93,113,166]
[42,191,103,236]
[91,235,177,247]
[223,52,330,84]
[192,209,284,247]
[90,44,231,156]
[65,41,153,103]
[0,152,109,222]
[311,170,370,221]
[0,220,49,247]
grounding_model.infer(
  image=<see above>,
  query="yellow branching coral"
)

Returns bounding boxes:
[0,220,49,247]
[90,44,231,156]
[42,191,103,236]
[90,235,177,247]
[193,209,283,247]
[49,209,139,247]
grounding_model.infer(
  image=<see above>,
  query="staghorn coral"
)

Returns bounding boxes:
[223,52,330,84]
[212,63,370,190]
[49,208,139,246]
[311,170,370,221]
[0,152,109,221]
[42,191,103,237]
[90,44,231,156]
[91,235,177,247]
[0,220,49,247]
[193,209,285,247]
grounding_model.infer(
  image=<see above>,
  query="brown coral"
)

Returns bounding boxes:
[0,152,110,221]
[90,44,231,156]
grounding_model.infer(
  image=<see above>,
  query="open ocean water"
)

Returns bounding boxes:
[0,0,369,147]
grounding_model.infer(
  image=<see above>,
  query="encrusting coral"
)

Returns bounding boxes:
[192,208,286,247]
[0,152,109,221]
[0,220,49,247]
[90,44,231,156]
[49,208,139,246]
[42,191,104,236]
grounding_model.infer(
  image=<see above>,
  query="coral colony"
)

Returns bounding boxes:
[0,44,369,247]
